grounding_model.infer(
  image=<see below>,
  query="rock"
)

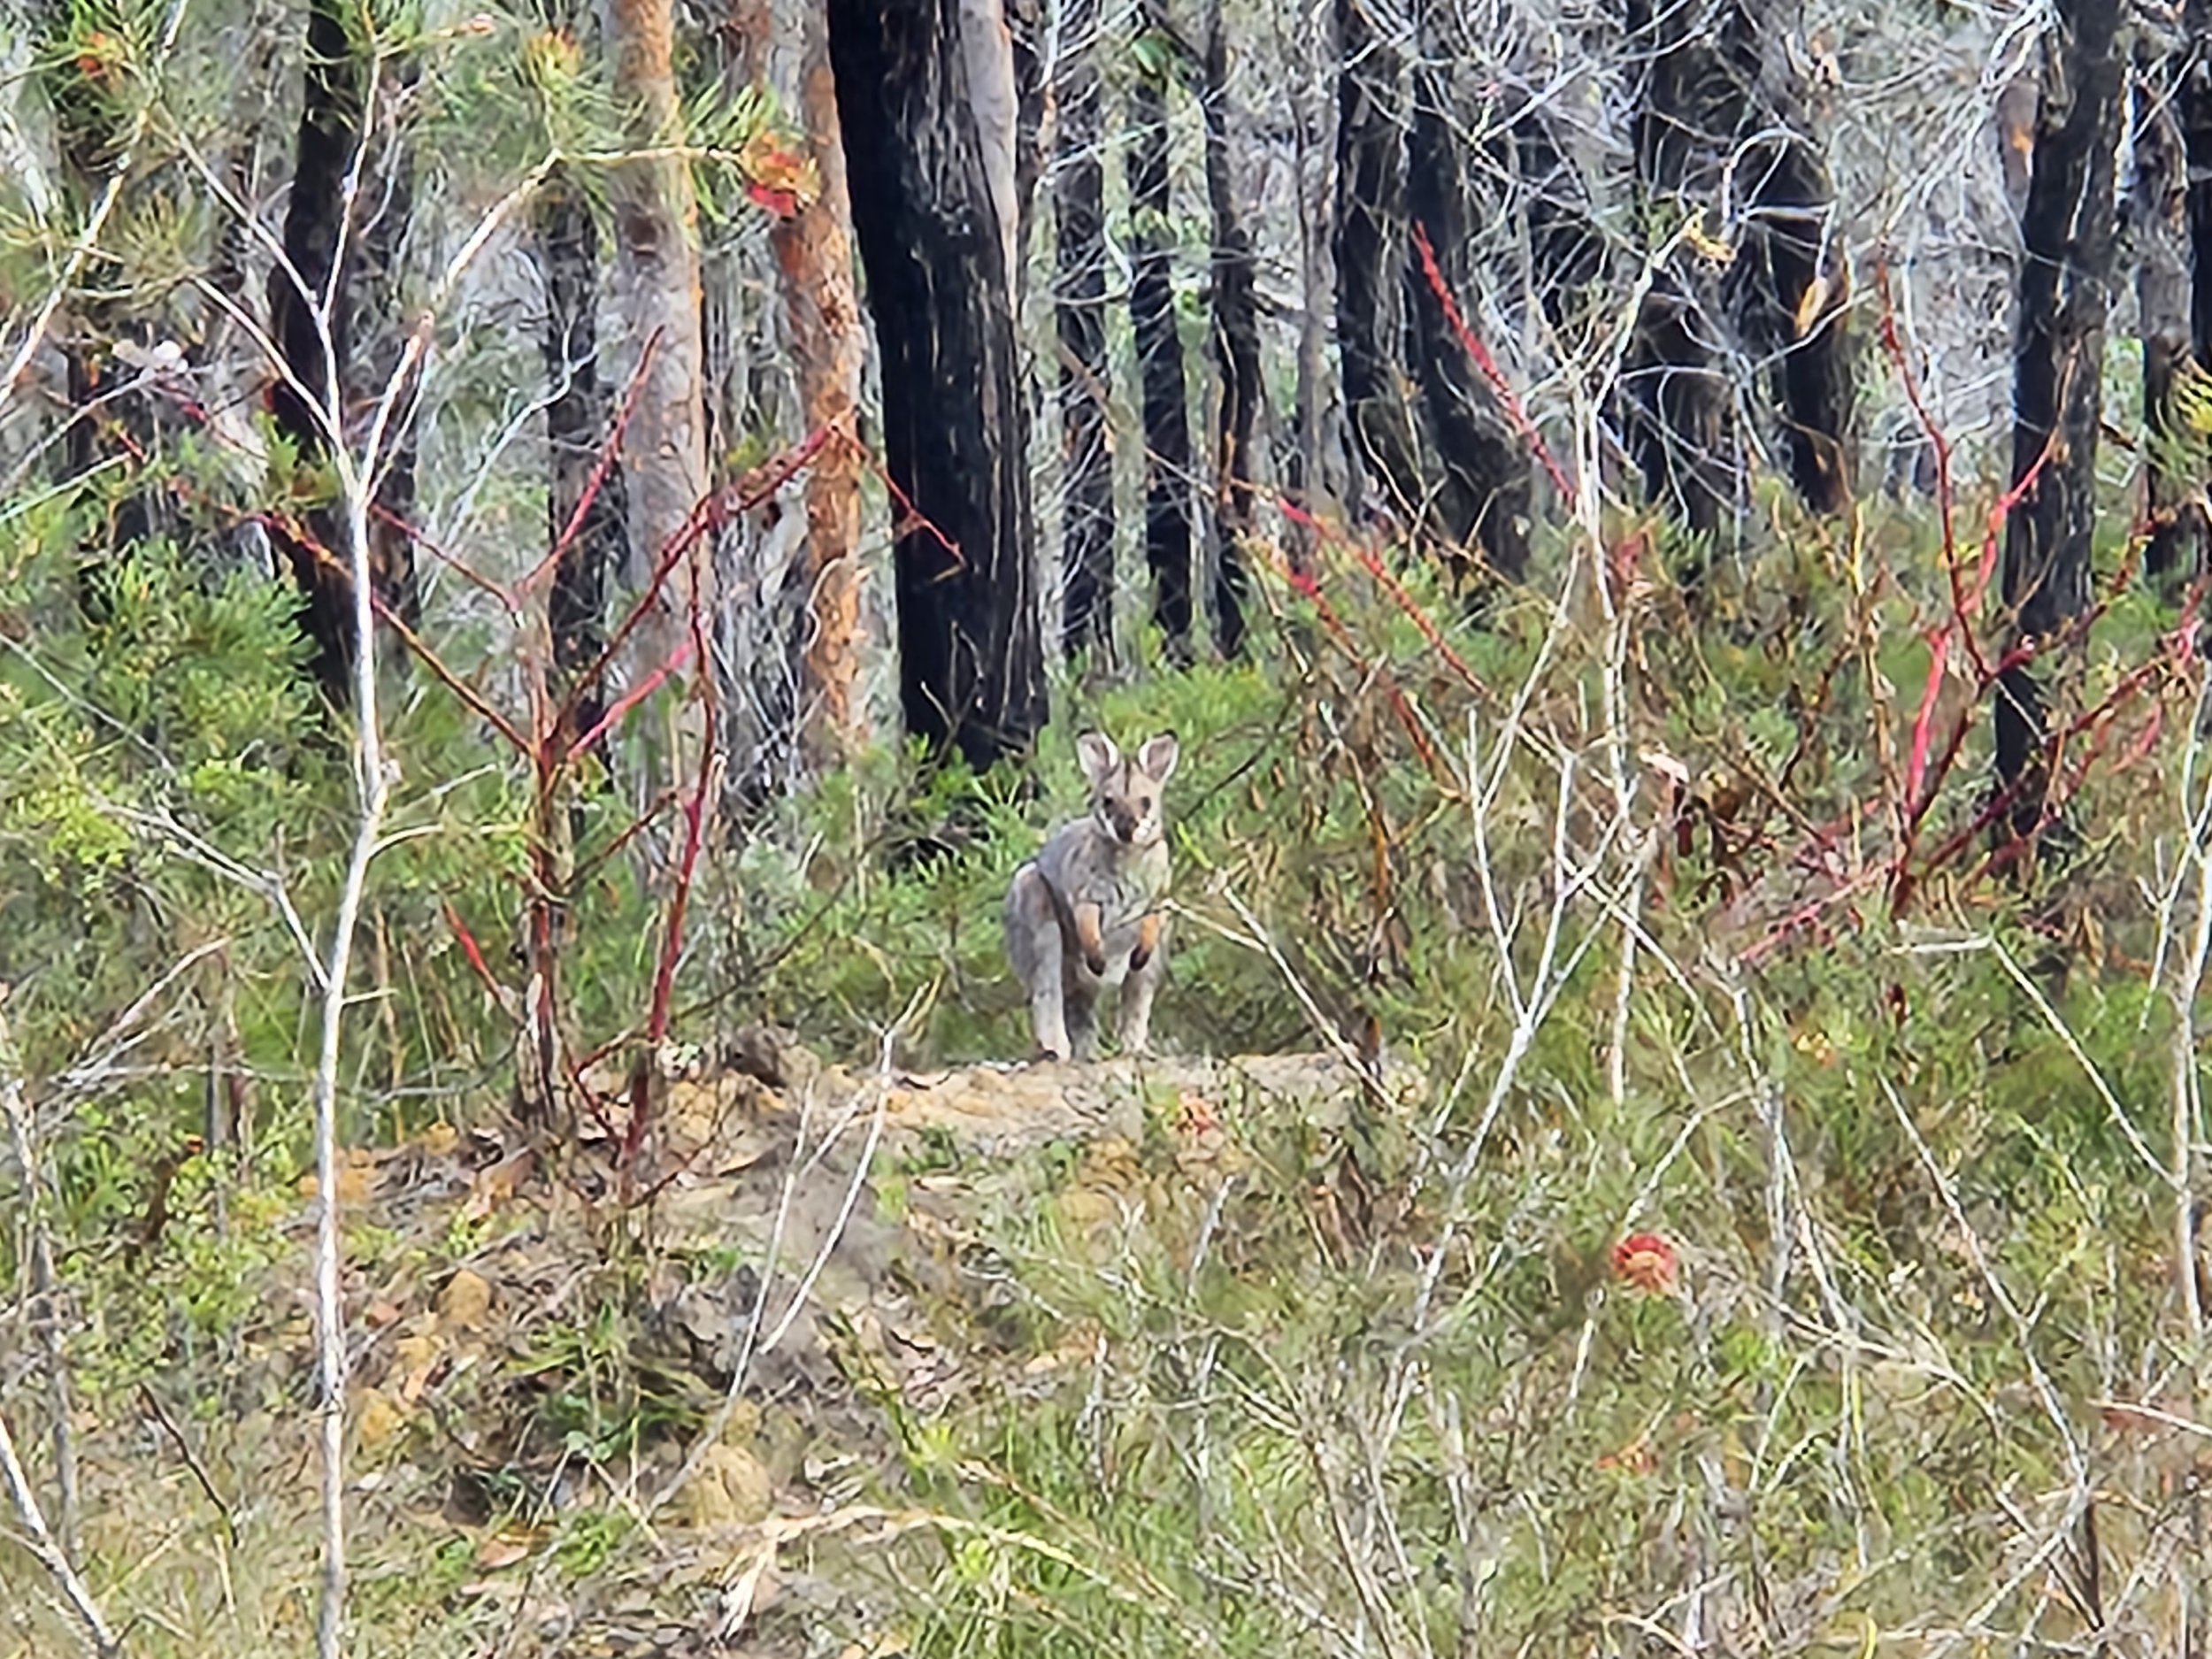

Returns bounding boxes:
[681,1442,774,1529]
[354,1386,404,1450]
[437,1268,494,1331]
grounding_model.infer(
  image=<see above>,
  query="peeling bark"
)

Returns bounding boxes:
[772,5,870,767]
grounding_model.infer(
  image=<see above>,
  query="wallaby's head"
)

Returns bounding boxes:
[1075,731,1179,848]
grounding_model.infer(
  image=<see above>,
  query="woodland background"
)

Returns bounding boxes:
[8,0,2212,1655]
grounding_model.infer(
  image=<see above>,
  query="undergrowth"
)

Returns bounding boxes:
[5,469,2212,1658]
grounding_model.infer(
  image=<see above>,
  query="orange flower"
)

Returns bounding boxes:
[1610,1232,1678,1294]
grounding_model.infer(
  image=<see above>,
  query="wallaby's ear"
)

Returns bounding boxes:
[1138,733,1180,781]
[1075,732,1121,785]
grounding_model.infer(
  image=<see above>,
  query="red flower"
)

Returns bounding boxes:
[1611,1232,1678,1294]
[745,180,801,219]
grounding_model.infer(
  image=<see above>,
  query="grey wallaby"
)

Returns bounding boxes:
[1003,731,1180,1061]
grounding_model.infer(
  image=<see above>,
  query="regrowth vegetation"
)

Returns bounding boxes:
[6,2,2212,1658]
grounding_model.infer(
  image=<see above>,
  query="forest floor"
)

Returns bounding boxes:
[28,1037,1410,1658]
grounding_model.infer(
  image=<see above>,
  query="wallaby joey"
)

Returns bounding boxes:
[1004,731,1180,1061]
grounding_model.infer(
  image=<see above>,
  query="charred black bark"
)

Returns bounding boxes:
[1336,0,1531,588]
[1730,126,1852,512]
[265,0,419,701]
[1056,0,1115,662]
[828,0,1045,772]
[1993,0,2122,849]
[1624,0,1851,555]
[1128,43,1195,659]
[1512,98,1604,339]
[535,165,628,746]
[2139,36,2207,580]
[1406,24,1529,580]
[2185,5,2212,371]
[1624,0,1747,557]
[265,0,363,701]
[1333,0,1414,526]
[1202,0,1256,657]
[356,59,423,640]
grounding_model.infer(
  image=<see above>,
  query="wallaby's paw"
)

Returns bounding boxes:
[1083,948,1108,977]
[1128,943,1151,972]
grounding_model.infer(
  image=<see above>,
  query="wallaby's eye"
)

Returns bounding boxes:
[1138,795,1153,812]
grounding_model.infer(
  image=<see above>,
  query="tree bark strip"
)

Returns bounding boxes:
[605,0,714,754]
[1056,0,1116,660]
[1993,0,2122,849]
[1202,0,1255,657]
[828,0,1045,772]
[770,1,870,767]
[1129,35,1194,658]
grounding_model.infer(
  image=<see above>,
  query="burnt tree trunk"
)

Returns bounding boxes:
[1624,0,1747,557]
[1624,0,1853,560]
[2186,2,2212,373]
[1725,0,1851,515]
[828,0,1045,772]
[1993,0,2122,851]
[355,58,423,640]
[1513,97,1604,340]
[1202,0,1256,657]
[535,164,628,749]
[1128,32,1194,659]
[1405,6,1529,580]
[2139,33,2207,580]
[1333,0,1413,528]
[1056,0,1116,662]
[266,0,367,701]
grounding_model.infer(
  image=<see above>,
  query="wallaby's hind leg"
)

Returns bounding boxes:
[1006,866,1071,1059]
[1117,918,1167,1056]
[1064,969,1101,1062]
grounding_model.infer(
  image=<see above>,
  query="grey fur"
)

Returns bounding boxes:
[1004,732,1179,1060]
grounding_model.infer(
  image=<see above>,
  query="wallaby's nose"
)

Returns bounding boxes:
[1109,804,1139,841]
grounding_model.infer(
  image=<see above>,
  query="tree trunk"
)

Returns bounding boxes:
[535,163,628,747]
[1404,7,1529,581]
[1725,0,1851,515]
[1333,0,1413,528]
[604,0,714,748]
[957,0,1023,316]
[1623,0,1746,560]
[355,58,423,640]
[1056,0,1116,661]
[2187,5,2212,373]
[1513,96,1604,340]
[266,0,366,701]
[1993,0,2122,849]
[1202,0,1255,657]
[1129,35,1194,659]
[2139,35,2206,581]
[828,0,1045,772]
[771,0,870,768]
